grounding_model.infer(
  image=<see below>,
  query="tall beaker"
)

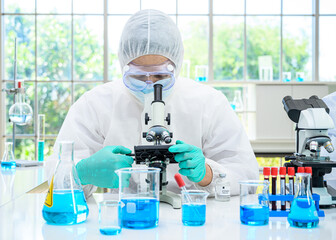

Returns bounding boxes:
[1,142,16,169]
[115,167,160,229]
[42,141,89,225]
[288,172,319,228]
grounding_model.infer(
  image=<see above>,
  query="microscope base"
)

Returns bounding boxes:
[313,187,335,207]
[160,191,181,209]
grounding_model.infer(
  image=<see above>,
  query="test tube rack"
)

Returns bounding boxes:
[264,194,325,217]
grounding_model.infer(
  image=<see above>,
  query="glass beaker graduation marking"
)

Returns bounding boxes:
[116,167,160,229]
[287,172,319,228]
[42,141,89,225]
[239,180,269,226]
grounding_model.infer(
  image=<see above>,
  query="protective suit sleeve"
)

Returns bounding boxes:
[193,90,259,196]
[45,93,104,198]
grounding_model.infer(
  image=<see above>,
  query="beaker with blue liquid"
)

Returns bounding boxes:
[288,172,319,228]
[239,180,269,226]
[42,141,89,225]
[182,190,209,226]
[116,167,160,229]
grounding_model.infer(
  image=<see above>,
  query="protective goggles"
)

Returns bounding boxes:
[123,60,175,92]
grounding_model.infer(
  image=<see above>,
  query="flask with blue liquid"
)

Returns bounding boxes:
[42,141,89,225]
[287,172,319,228]
[1,142,16,169]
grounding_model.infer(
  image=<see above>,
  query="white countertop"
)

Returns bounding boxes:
[0,192,336,240]
[0,166,45,207]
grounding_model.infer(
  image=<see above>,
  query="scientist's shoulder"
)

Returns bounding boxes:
[76,79,129,103]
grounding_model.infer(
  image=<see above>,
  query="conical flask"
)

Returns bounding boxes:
[287,172,319,228]
[42,141,89,225]
[1,142,16,169]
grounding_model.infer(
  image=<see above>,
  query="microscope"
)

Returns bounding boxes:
[132,84,181,209]
[283,95,336,207]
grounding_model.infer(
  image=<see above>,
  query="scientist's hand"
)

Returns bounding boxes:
[76,146,133,188]
[169,140,206,183]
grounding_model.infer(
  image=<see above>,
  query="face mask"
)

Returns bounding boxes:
[129,78,174,103]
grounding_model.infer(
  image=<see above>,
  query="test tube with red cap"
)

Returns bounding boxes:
[263,167,270,182]
[279,167,286,210]
[271,167,278,210]
[305,167,313,193]
[288,167,295,196]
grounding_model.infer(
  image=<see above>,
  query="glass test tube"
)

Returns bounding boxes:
[38,114,45,161]
[279,167,286,210]
[271,167,278,210]
[305,167,313,193]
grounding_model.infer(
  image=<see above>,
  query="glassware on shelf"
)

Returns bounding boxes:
[1,142,16,169]
[8,80,33,126]
[195,65,208,82]
[296,72,304,82]
[258,56,273,81]
[283,72,291,82]
[42,141,89,225]
[181,60,191,79]
[232,90,244,111]
[287,173,319,228]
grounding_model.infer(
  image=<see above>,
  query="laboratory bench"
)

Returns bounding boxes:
[1,167,336,240]
[1,192,336,239]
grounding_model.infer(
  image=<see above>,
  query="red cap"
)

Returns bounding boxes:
[174,173,185,188]
[288,167,295,176]
[263,167,270,176]
[18,81,22,89]
[279,167,286,175]
[271,167,278,176]
[297,167,305,173]
[305,167,312,175]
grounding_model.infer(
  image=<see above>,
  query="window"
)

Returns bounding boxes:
[1,0,335,159]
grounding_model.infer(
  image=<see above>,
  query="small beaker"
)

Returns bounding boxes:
[283,72,291,82]
[182,190,209,226]
[115,167,160,229]
[296,72,304,82]
[1,142,16,169]
[98,200,121,235]
[288,173,319,228]
[239,180,269,226]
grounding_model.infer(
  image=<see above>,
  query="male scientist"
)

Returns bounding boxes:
[47,9,259,196]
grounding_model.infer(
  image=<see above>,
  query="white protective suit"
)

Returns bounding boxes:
[46,9,259,197]
[321,92,336,189]
[46,77,259,197]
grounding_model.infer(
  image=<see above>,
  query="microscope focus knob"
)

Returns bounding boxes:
[165,113,171,125]
[145,113,151,125]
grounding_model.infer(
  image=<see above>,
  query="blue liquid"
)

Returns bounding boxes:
[9,114,32,125]
[38,141,45,161]
[182,204,206,226]
[288,197,319,228]
[42,189,89,225]
[240,205,269,226]
[100,227,121,235]
[296,77,304,82]
[196,77,207,82]
[1,161,16,169]
[119,198,159,229]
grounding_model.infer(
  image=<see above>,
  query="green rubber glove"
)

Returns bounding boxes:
[169,140,206,183]
[76,146,134,188]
